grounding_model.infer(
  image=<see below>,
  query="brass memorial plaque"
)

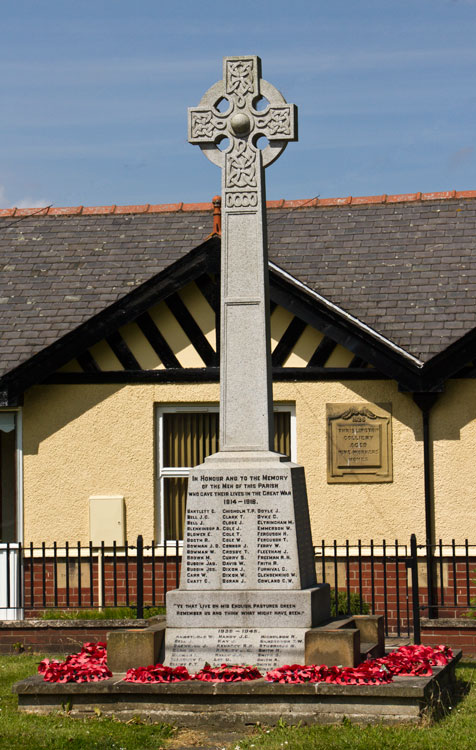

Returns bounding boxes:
[326,403,392,483]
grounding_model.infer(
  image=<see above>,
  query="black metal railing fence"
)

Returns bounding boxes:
[1,535,475,639]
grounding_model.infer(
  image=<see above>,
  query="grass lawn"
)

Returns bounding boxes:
[0,653,173,750]
[1,654,475,750]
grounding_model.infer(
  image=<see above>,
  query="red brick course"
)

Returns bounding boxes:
[23,557,181,613]
[420,621,476,657]
[3,189,476,219]
[0,621,148,655]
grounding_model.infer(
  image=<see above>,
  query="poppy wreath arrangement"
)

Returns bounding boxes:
[38,642,111,683]
[38,643,453,685]
[265,645,454,684]
[124,663,262,683]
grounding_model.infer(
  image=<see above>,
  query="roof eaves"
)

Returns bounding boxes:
[268,261,425,369]
[1,189,476,219]
[0,236,220,394]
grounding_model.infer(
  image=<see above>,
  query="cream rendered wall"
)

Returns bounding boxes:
[273,380,426,543]
[22,382,220,544]
[22,377,433,545]
[431,379,476,542]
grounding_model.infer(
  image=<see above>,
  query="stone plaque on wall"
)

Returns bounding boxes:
[327,403,392,483]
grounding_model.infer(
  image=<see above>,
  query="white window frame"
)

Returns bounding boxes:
[155,403,296,544]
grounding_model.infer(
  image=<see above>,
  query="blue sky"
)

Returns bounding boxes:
[1,0,475,208]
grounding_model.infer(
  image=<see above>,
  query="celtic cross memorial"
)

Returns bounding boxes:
[165,56,330,670]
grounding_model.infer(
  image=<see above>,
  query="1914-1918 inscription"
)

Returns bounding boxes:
[327,403,392,483]
[183,470,298,589]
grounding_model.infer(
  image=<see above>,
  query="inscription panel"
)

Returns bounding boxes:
[166,587,330,628]
[183,467,301,589]
[327,403,392,483]
[165,627,306,670]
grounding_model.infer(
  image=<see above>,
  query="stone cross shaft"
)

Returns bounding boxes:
[188,56,297,452]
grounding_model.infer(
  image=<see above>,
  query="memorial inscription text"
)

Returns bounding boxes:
[183,470,298,589]
[167,627,305,670]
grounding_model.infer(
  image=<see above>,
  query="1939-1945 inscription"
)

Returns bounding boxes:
[167,628,305,670]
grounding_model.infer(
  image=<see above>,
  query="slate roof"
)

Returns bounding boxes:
[0,191,475,382]
[267,195,476,363]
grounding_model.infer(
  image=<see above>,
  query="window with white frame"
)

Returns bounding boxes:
[156,404,296,542]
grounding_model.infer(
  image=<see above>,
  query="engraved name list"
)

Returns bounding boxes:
[184,470,296,589]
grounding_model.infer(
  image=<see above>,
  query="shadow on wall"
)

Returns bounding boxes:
[339,378,476,442]
[22,383,125,456]
[319,379,424,442]
[429,380,476,441]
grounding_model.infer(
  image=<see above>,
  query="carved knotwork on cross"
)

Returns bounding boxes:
[188,56,297,209]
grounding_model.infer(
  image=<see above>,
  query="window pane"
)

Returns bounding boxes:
[164,477,188,541]
[0,423,17,542]
[274,411,291,459]
[163,412,219,467]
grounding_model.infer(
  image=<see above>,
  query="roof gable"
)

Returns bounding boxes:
[2,193,476,398]
[0,210,215,381]
[53,277,375,382]
[266,197,476,362]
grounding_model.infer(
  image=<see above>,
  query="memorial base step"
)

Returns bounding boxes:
[105,613,385,673]
[13,651,461,727]
[166,586,330,628]
[360,642,381,661]
[305,615,385,667]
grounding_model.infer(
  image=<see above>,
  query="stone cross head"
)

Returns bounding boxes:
[188,56,297,209]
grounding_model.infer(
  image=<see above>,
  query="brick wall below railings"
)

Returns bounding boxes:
[318,556,476,634]
[22,557,181,611]
[420,618,476,657]
[13,553,476,637]
[0,619,154,655]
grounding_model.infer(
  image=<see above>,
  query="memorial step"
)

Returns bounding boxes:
[359,642,381,661]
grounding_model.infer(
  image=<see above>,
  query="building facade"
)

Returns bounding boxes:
[1,192,476,550]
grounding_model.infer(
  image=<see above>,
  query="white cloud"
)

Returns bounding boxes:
[15,198,50,209]
[0,185,49,209]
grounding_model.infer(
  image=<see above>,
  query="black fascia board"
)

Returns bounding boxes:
[418,325,476,390]
[269,270,425,392]
[43,366,386,385]
[0,236,220,396]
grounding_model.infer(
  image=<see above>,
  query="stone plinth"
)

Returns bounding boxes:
[107,624,166,672]
[165,454,330,669]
